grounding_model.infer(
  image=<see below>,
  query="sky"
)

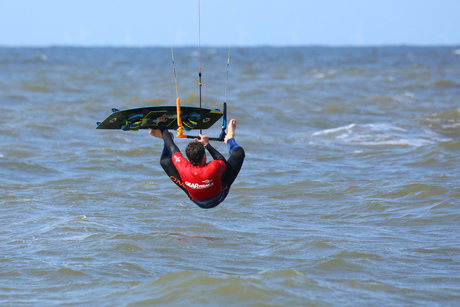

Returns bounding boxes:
[0,0,459,47]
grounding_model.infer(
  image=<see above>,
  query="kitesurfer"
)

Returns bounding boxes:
[149,117,245,208]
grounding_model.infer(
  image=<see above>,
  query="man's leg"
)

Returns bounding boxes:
[221,119,245,187]
[159,145,189,195]
[151,128,190,197]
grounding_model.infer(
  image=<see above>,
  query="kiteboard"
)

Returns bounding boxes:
[96,105,223,132]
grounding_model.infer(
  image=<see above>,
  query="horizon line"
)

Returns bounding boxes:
[1,43,459,49]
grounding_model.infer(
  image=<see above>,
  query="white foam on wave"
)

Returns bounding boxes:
[311,123,445,147]
[359,138,434,147]
[394,92,415,103]
[442,122,460,129]
[366,123,407,133]
[311,123,356,136]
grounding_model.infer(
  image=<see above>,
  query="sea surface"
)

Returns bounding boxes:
[1,46,460,306]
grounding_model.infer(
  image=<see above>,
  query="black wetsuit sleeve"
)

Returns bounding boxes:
[159,123,180,155]
[205,143,226,162]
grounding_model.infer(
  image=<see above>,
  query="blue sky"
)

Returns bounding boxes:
[0,0,459,47]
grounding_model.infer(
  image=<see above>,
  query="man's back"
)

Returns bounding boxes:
[172,152,226,201]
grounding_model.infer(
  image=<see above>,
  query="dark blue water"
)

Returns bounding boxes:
[1,46,460,306]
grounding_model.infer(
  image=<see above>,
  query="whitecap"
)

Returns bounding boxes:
[394,92,415,102]
[311,123,446,147]
[359,138,434,147]
[442,123,460,129]
[366,123,407,132]
[346,123,435,147]
[312,73,326,79]
[64,234,92,241]
[311,123,356,136]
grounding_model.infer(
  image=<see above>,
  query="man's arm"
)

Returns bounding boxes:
[196,134,226,162]
[157,118,180,155]
[205,143,226,162]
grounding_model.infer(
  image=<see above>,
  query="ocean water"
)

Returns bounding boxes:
[1,46,460,306]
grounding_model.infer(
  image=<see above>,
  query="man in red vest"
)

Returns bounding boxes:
[149,117,245,209]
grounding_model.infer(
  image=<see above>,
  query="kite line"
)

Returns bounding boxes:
[165,0,234,141]
[165,0,184,138]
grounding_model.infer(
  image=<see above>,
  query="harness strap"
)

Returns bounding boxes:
[192,187,228,209]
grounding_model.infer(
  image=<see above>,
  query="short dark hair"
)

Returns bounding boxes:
[185,141,205,166]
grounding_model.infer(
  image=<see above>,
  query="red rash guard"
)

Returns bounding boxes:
[172,152,226,201]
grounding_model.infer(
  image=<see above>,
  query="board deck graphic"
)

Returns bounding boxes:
[96,106,223,131]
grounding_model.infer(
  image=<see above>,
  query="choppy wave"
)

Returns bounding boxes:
[309,122,453,148]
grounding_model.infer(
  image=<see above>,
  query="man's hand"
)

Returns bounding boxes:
[195,134,209,147]
[149,128,162,138]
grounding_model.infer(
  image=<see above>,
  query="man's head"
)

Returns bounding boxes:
[185,141,206,166]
